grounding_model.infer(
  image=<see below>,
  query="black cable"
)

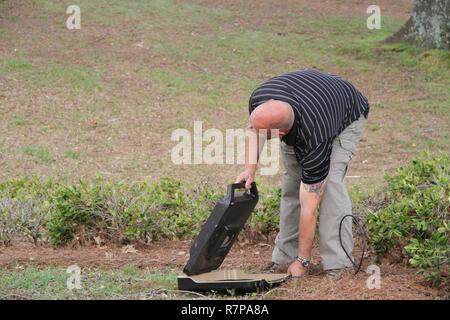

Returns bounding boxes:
[339,214,367,274]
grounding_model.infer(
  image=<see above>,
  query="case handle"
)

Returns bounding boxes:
[228,182,258,203]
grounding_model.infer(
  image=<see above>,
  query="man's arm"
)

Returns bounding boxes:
[235,123,268,189]
[287,178,327,276]
[298,179,327,258]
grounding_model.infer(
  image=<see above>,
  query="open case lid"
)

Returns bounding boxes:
[177,269,289,293]
[183,182,258,276]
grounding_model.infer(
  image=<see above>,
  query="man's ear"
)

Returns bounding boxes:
[283,102,295,129]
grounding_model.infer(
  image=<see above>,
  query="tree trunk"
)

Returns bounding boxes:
[386,0,450,51]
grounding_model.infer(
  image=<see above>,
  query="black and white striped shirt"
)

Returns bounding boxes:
[249,69,369,184]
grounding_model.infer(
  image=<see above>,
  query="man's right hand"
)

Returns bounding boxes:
[235,170,256,190]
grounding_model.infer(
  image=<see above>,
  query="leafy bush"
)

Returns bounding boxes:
[367,153,449,287]
[0,198,22,246]
[1,154,447,289]
[0,175,279,252]
[46,178,108,246]
[245,186,281,240]
[0,176,280,247]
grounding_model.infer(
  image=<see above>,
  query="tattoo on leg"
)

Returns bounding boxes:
[303,180,326,195]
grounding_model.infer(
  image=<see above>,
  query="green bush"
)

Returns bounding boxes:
[46,178,107,246]
[246,186,281,239]
[1,154,447,289]
[0,176,280,247]
[367,153,449,287]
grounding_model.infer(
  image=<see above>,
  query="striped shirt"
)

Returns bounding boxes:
[249,69,369,184]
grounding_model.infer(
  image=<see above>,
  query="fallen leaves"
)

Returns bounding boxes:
[121,245,137,254]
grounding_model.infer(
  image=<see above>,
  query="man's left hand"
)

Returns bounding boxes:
[287,260,308,277]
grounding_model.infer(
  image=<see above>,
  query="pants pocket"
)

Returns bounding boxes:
[330,138,353,183]
[338,137,356,159]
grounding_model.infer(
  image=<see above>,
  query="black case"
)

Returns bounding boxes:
[178,182,288,293]
[183,182,258,276]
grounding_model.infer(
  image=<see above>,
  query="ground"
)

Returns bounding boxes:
[0,0,449,299]
[0,240,444,299]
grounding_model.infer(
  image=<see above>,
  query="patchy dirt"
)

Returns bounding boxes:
[182,0,414,20]
[0,240,271,271]
[279,265,443,300]
[0,240,446,300]
[0,0,438,189]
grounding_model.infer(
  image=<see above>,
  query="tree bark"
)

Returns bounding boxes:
[386,0,450,51]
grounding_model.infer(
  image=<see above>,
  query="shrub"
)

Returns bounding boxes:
[367,153,449,287]
[245,186,281,240]
[0,176,281,247]
[45,177,223,245]
[46,178,109,246]
[0,198,21,246]
[0,195,46,246]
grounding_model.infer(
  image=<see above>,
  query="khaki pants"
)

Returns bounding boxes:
[272,115,367,270]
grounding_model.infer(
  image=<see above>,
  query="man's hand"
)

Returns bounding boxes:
[235,170,256,190]
[287,260,308,277]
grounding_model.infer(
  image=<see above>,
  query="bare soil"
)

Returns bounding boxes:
[0,240,446,300]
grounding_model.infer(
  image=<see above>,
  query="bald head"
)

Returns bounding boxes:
[249,100,294,135]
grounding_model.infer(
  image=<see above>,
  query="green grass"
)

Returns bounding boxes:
[22,145,54,164]
[0,58,34,73]
[63,150,80,159]
[0,28,14,40]
[0,266,177,299]
[298,15,450,80]
[33,64,102,90]
[0,0,448,191]
[40,0,234,28]
[408,98,449,115]
[148,67,258,107]
[12,116,28,127]
[0,265,272,299]
[0,57,102,90]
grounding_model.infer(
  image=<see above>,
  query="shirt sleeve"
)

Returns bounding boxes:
[300,139,333,184]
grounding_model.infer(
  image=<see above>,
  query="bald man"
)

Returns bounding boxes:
[236,69,369,278]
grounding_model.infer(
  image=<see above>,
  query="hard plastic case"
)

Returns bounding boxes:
[177,182,288,293]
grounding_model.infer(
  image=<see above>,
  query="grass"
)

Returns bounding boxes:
[12,116,28,127]
[0,57,102,90]
[0,266,178,299]
[148,67,258,107]
[0,0,448,188]
[63,150,79,159]
[0,265,274,299]
[22,145,54,164]
[40,0,235,28]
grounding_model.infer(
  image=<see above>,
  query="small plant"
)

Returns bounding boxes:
[245,186,281,241]
[46,183,86,245]
[21,199,47,245]
[0,195,46,246]
[0,176,283,247]
[367,153,449,287]
[0,198,21,246]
